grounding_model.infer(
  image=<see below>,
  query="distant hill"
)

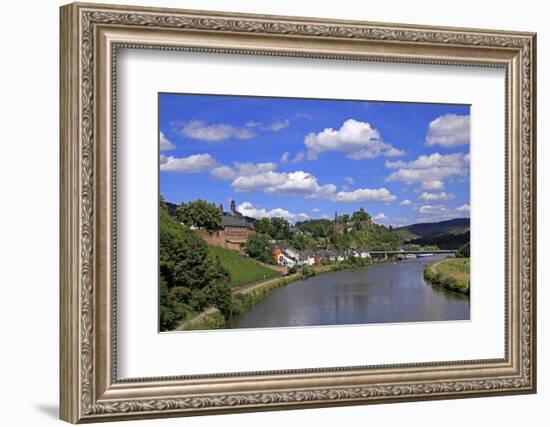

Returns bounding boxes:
[395,218,470,250]
[395,218,470,239]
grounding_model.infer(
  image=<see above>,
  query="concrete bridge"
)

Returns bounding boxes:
[368,250,457,259]
[369,250,457,255]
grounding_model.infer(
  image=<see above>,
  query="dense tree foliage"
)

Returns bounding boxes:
[351,207,371,230]
[176,199,221,233]
[254,218,274,236]
[456,242,470,258]
[294,209,401,251]
[159,200,231,330]
[294,219,333,239]
[243,233,275,264]
[411,231,469,250]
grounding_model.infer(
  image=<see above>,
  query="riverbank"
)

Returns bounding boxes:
[175,257,400,331]
[423,258,470,295]
[176,273,301,330]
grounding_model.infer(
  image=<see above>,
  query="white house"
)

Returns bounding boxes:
[303,254,315,266]
[359,250,371,259]
[277,252,296,268]
[285,247,300,260]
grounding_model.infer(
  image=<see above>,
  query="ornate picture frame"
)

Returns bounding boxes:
[60,2,536,423]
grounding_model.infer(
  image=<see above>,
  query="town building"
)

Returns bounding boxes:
[195,199,255,252]
[219,199,255,244]
[273,244,298,267]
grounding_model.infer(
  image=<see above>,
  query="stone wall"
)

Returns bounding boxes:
[195,230,243,252]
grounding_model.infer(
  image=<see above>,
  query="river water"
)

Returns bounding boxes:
[226,254,469,329]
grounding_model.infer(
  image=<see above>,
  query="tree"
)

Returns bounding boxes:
[159,199,233,327]
[457,242,470,258]
[352,208,371,230]
[160,205,210,290]
[254,218,274,236]
[176,199,221,233]
[295,219,334,239]
[204,255,232,316]
[270,217,290,240]
[244,233,275,263]
[339,214,350,225]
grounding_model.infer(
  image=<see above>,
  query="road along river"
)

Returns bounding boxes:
[226,254,470,329]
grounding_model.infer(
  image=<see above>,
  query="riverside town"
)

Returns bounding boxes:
[159,93,471,331]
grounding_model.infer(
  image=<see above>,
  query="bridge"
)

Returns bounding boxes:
[368,250,457,259]
[369,250,457,255]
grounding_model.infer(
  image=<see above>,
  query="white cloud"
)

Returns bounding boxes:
[343,176,355,185]
[419,191,455,201]
[372,212,410,226]
[234,162,278,176]
[426,114,470,147]
[334,188,396,203]
[263,119,290,132]
[280,152,290,164]
[291,151,305,162]
[304,119,403,160]
[245,120,262,128]
[210,165,237,181]
[231,165,395,203]
[420,180,445,191]
[418,204,451,216]
[456,204,471,213]
[237,202,309,222]
[312,208,321,213]
[294,112,312,120]
[160,153,217,173]
[232,169,333,197]
[181,120,255,141]
[384,147,406,157]
[400,199,412,206]
[385,152,469,185]
[385,152,465,170]
[373,213,388,221]
[159,131,175,151]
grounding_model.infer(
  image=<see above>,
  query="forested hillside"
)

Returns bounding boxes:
[395,218,470,249]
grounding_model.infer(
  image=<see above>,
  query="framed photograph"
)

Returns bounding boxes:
[60,2,536,423]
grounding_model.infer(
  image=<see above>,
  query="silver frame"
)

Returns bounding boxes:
[60,2,536,423]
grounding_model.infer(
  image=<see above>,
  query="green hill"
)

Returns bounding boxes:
[208,245,281,288]
[411,230,470,249]
[395,218,470,250]
[348,225,403,250]
[395,218,470,239]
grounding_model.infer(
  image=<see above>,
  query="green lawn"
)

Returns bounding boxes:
[437,258,470,283]
[208,245,281,288]
[424,257,470,295]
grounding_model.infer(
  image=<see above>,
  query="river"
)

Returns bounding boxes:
[226,254,469,329]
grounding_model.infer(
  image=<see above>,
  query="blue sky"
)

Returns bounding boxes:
[159,93,470,226]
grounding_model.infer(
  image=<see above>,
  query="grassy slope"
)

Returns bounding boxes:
[208,245,280,288]
[437,258,470,285]
[424,258,470,295]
